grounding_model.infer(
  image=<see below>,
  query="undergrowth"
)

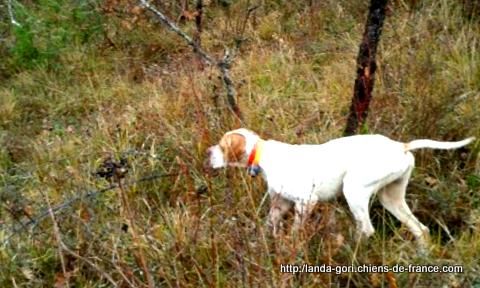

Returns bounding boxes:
[0,0,479,287]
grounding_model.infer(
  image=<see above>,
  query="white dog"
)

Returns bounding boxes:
[206,128,475,246]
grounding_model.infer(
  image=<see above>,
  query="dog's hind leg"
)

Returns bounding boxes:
[378,166,430,248]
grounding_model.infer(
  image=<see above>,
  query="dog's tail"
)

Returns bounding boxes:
[404,137,475,152]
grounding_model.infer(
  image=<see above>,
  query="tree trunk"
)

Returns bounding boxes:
[194,0,203,45]
[344,0,388,136]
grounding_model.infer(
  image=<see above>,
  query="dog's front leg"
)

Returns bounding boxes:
[267,193,292,236]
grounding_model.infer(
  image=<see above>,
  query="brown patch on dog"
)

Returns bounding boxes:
[219,133,246,163]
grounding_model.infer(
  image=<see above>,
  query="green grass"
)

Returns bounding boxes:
[0,0,479,287]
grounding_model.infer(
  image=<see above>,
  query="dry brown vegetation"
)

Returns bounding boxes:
[0,0,479,287]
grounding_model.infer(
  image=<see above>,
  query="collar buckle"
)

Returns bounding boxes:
[246,140,263,177]
[247,165,261,177]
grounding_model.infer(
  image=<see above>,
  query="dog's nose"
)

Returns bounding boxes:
[203,147,219,176]
[204,148,213,169]
[206,147,212,157]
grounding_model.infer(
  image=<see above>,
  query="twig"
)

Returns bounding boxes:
[42,190,70,288]
[59,242,119,287]
[45,197,118,287]
[237,2,259,44]
[139,0,214,64]
[218,49,243,119]
[7,0,21,27]
[139,0,243,121]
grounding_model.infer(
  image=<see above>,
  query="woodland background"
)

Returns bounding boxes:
[1,0,480,287]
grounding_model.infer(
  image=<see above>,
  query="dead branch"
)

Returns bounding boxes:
[44,195,119,287]
[140,0,214,63]
[7,0,21,27]
[218,49,243,119]
[236,2,259,44]
[42,190,70,288]
[139,0,243,120]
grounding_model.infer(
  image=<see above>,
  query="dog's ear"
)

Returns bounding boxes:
[220,133,246,162]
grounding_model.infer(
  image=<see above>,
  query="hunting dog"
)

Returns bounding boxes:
[206,128,474,246]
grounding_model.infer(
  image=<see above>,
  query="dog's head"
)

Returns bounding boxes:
[206,128,260,169]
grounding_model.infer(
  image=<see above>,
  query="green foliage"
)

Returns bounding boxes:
[467,174,480,190]
[5,0,103,71]
[10,24,40,69]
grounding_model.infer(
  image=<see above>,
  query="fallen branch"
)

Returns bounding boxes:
[44,192,119,287]
[42,189,71,288]
[139,0,243,120]
[7,0,21,27]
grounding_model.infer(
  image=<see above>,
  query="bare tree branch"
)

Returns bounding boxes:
[139,0,214,64]
[7,0,21,27]
[139,0,243,120]
[219,49,242,118]
[44,195,119,287]
[42,190,70,288]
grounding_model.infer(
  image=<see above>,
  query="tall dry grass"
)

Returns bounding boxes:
[0,0,479,286]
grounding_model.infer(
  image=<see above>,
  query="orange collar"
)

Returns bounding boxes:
[247,140,263,176]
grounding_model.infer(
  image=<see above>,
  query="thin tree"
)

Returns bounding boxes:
[344,0,388,135]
